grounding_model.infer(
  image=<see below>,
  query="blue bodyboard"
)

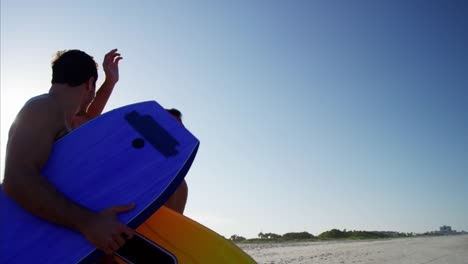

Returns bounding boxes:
[0,101,199,264]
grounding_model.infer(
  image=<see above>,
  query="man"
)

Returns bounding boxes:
[2,49,134,256]
[163,108,189,214]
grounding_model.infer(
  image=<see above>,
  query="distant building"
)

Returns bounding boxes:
[439,225,453,235]
[440,225,452,232]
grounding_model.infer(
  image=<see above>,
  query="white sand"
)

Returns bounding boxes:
[238,235,468,264]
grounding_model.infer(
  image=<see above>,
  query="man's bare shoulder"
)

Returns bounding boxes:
[10,94,64,135]
[21,94,61,114]
[15,94,64,123]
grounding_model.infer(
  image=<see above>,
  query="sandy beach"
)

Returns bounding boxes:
[239,235,468,264]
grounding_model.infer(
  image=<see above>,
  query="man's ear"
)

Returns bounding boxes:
[85,77,96,91]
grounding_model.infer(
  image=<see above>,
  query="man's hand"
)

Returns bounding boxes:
[102,49,122,85]
[80,203,135,255]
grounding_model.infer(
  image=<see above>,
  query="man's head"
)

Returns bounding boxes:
[52,50,98,86]
[166,108,183,124]
[52,50,98,109]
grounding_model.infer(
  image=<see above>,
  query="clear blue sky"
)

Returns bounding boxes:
[1,0,467,239]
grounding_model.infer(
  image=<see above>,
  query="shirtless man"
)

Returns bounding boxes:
[2,49,135,256]
[71,51,189,215]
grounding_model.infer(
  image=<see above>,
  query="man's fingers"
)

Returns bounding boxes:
[110,203,135,215]
[112,54,122,62]
[101,245,113,255]
[105,49,118,57]
[115,57,123,64]
[122,225,135,240]
[109,239,120,252]
[103,49,119,64]
[113,233,126,248]
[106,52,120,60]
[104,55,122,67]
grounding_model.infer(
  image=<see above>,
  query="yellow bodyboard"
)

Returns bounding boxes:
[115,206,255,263]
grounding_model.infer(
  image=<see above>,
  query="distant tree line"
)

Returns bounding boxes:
[318,229,391,239]
[229,229,413,243]
[229,234,247,242]
[229,231,315,242]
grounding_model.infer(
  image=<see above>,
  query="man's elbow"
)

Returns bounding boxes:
[2,176,15,197]
[2,173,22,199]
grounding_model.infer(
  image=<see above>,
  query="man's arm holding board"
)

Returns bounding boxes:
[2,98,86,227]
[2,98,134,254]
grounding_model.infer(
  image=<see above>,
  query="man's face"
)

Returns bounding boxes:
[81,82,96,110]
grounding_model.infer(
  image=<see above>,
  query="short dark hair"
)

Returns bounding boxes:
[51,50,98,87]
[166,108,183,120]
